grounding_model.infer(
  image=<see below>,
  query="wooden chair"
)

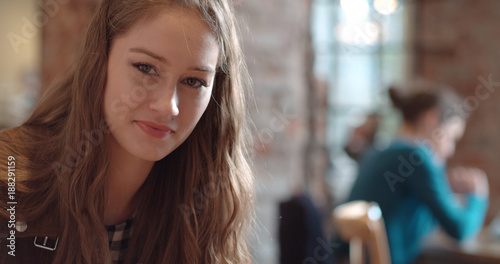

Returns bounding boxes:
[332,200,391,264]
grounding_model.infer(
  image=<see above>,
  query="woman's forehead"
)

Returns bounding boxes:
[113,7,220,68]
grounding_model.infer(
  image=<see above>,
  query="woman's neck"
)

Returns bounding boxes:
[398,122,439,151]
[398,122,426,140]
[104,136,154,225]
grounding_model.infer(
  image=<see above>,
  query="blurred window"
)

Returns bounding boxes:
[311,0,410,202]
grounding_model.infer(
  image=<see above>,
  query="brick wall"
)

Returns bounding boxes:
[235,1,318,262]
[415,0,500,222]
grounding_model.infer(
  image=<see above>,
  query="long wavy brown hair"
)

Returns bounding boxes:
[0,0,254,263]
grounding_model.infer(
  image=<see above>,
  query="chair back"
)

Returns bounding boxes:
[332,200,391,264]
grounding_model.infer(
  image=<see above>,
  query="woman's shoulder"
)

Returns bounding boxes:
[0,126,29,160]
[384,139,434,157]
[0,127,16,141]
[364,139,437,172]
[0,126,36,147]
[0,126,39,186]
[0,127,21,167]
[0,126,60,229]
[0,124,54,157]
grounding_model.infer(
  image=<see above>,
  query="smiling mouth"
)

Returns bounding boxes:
[134,120,174,139]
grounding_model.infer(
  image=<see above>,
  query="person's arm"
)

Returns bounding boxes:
[448,167,489,198]
[403,149,489,241]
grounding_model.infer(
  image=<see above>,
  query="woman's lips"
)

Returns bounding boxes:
[134,120,174,139]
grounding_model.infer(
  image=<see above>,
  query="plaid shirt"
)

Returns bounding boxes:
[105,219,133,264]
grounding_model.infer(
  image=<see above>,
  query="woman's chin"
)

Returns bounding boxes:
[137,151,170,162]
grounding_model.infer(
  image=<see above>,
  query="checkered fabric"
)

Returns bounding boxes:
[105,219,133,264]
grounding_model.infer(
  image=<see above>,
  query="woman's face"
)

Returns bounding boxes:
[433,116,466,161]
[103,7,219,161]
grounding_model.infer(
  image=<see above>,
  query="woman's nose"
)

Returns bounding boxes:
[148,83,180,117]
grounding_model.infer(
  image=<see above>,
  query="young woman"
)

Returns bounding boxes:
[343,82,489,264]
[0,0,254,263]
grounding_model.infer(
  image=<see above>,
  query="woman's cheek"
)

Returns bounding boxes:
[440,140,455,160]
[183,87,212,112]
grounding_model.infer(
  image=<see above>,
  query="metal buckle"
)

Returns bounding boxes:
[33,236,59,251]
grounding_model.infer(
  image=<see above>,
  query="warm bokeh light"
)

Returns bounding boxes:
[374,0,399,15]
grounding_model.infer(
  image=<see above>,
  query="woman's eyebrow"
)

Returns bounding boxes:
[129,47,216,73]
[190,66,216,73]
[129,47,166,62]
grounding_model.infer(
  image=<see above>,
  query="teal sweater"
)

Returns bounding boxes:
[346,139,489,264]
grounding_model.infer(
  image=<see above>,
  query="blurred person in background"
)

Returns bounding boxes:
[344,113,380,163]
[344,113,380,162]
[339,82,489,264]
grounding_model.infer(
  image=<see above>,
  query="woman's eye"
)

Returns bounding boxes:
[133,63,157,75]
[183,78,208,89]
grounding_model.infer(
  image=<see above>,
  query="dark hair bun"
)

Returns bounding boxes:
[388,86,405,110]
[387,81,463,124]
